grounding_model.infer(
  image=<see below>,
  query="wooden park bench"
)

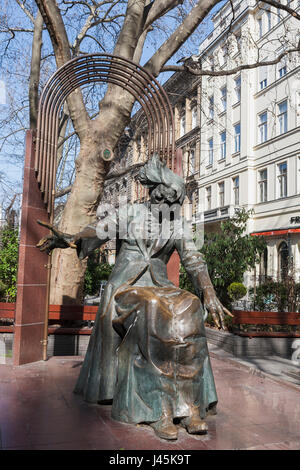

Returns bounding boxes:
[232,310,300,338]
[0,302,98,335]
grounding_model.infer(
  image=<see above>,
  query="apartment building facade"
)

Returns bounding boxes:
[195,0,300,284]
[102,0,300,284]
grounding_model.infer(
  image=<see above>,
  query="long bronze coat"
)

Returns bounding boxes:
[74,205,218,423]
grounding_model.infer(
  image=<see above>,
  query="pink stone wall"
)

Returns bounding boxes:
[13,130,50,365]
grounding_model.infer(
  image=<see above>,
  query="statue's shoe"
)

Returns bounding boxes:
[150,417,178,440]
[181,416,208,434]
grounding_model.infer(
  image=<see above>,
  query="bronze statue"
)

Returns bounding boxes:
[37,155,231,440]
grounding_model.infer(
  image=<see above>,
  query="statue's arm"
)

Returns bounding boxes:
[36,219,110,260]
[175,237,232,329]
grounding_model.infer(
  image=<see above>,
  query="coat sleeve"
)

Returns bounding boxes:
[174,225,215,295]
[74,211,118,260]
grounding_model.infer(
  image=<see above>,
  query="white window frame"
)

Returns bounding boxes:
[258,16,263,38]
[220,86,227,112]
[258,168,268,202]
[209,95,214,120]
[233,176,240,205]
[191,106,197,129]
[208,138,214,165]
[206,186,212,210]
[220,131,226,159]
[218,181,225,207]
[277,162,287,198]
[234,122,241,153]
[258,111,268,143]
[189,148,195,175]
[234,76,241,103]
[266,10,272,31]
[180,114,186,137]
[278,99,288,135]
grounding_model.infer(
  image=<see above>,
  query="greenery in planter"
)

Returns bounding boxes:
[0,227,19,302]
[200,208,266,308]
[249,276,300,313]
[84,250,114,296]
[227,282,247,301]
[179,264,195,294]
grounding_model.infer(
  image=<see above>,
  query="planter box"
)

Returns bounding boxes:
[205,327,295,358]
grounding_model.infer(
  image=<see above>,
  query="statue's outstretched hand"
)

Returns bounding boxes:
[36,220,77,255]
[203,287,233,330]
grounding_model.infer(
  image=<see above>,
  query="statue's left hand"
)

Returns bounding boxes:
[203,287,233,330]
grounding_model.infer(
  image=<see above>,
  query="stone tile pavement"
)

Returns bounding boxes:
[0,350,299,451]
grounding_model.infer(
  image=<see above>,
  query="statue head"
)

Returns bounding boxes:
[136,154,186,206]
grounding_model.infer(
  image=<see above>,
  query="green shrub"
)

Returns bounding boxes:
[0,227,19,302]
[84,252,114,296]
[227,282,247,301]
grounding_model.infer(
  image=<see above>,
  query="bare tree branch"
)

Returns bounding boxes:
[14,0,35,23]
[55,184,73,198]
[262,0,300,21]
[161,46,300,76]
[35,0,90,139]
[144,0,220,76]
[142,0,183,31]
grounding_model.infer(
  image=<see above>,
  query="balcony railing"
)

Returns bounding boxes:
[203,204,237,222]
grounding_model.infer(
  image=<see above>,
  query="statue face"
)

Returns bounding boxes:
[149,184,177,205]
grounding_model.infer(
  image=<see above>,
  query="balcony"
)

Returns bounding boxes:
[203,205,239,223]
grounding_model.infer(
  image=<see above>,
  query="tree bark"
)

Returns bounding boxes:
[49,91,135,304]
[29,10,43,129]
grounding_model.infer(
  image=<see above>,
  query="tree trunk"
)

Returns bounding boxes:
[50,89,135,304]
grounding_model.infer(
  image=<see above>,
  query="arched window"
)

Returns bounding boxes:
[278,241,289,281]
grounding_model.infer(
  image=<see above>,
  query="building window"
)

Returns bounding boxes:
[258,112,268,143]
[267,10,272,31]
[278,241,289,281]
[234,122,241,153]
[233,176,239,205]
[189,148,195,175]
[258,17,263,38]
[221,87,227,112]
[234,76,241,102]
[259,169,268,202]
[208,138,214,165]
[277,162,287,198]
[192,106,197,129]
[218,181,225,207]
[180,114,186,137]
[206,186,212,210]
[279,65,287,78]
[220,131,226,159]
[222,44,228,64]
[278,100,288,134]
[260,78,267,90]
[277,8,281,23]
[259,61,268,90]
[209,95,214,119]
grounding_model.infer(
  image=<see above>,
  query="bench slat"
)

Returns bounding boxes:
[233,310,300,325]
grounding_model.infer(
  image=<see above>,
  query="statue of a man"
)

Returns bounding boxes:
[38,155,231,440]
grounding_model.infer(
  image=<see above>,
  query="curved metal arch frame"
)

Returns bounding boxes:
[35,53,176,215]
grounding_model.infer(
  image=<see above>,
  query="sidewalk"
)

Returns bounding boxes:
[207,343,300,390]
[0,347,299,450]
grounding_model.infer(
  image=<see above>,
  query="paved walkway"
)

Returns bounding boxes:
[0,349,299,450]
